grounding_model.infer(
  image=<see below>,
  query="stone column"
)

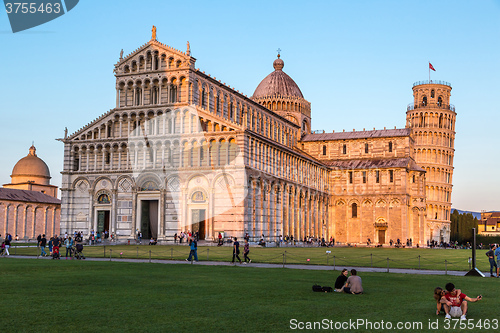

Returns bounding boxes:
[43,207,48,235]
[111,190,117,236]
[251,180,257,239]
[159,189,166,238]
[131,189,137,237]
[32,207,36,239]
[88,190,94,236]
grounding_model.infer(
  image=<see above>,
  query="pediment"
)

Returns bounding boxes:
[114,40,195,74]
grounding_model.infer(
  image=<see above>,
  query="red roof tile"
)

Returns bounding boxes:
[302,128,411,141]
[323,157,424,171]
[0,188,61,205]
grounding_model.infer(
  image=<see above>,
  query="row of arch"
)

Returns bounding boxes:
[72,172,236,194]
[248,137,328,192]
[414,148,454,166]
[0,203,59,240]
[423,166,453,185]
[407,111,456,130]
[426,185,452,204]
[413,131,454,148]
[247,176,330,241]
[74,108,240,141]
[71,136,242,172]
[76,105,298,153]
[117,76,185,107]
[427,204,450,221]
[193,77,300,147]
[121,49,184,74]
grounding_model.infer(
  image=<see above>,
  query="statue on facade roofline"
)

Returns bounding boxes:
[120,49,123,60]
[152,25,157,40]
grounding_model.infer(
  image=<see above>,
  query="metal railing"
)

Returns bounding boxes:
[407,103,455,112]
[413,80,452,87]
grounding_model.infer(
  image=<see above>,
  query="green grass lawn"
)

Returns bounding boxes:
[0,259,498,332]
[10,244,494,272]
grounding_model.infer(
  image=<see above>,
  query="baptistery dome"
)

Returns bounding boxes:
[11,145,51,185]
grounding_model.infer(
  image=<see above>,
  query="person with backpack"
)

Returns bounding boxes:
[186,236,198,262]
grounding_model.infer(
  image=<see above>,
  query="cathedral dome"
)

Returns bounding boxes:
[252,55,304,99]
[11,145,51,185]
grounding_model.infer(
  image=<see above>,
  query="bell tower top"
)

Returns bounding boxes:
[411,80,452,110]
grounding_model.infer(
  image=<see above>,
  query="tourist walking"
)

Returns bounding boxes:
[232,237,242,264]
[40,234,47,256]
[4,235,11,256]
[243,239,251,264]
[48,237,53,255]
[186,237,198,262]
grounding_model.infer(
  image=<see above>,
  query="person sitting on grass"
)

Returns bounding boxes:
[343,269,363,294]
[433,287,461,315]
[443,282,482,320]
[334,269,348,292]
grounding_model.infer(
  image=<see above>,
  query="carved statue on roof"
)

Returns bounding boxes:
[64,127,68,139]
[152,25,157,40]
[187,41,190,56]
[119,49,123,60]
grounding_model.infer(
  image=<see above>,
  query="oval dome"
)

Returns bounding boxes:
[252,55,304,99]
[11,146,51,184]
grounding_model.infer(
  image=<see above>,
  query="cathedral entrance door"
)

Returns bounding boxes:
[97,211,110,235]
[378,229,386,244]
[191,209,206,240]
[140,200,159,239]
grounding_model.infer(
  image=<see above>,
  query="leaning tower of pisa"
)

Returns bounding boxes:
[406,81,456,243]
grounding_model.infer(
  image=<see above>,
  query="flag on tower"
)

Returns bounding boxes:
[429,62,436,71]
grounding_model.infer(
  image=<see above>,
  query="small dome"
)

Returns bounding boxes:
[252,55,304,99]
[11,145,51,184]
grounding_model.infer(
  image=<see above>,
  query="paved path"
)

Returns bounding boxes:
[3,255,469,276]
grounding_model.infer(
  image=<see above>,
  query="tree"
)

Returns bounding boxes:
[450,210,479,243]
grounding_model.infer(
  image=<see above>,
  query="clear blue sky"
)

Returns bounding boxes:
[1,0,499,212]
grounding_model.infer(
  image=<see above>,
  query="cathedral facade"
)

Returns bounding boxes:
[59,31,455,245]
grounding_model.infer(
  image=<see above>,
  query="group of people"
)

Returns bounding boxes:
[35,233,85,259]
[174,231,199,244]
[485,243,500,277]
[230,237,251,264]
[433,283,482,320]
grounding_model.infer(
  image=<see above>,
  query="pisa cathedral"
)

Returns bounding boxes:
[60,30,456,245]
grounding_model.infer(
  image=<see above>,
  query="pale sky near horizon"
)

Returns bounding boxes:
[0,0,499,212]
